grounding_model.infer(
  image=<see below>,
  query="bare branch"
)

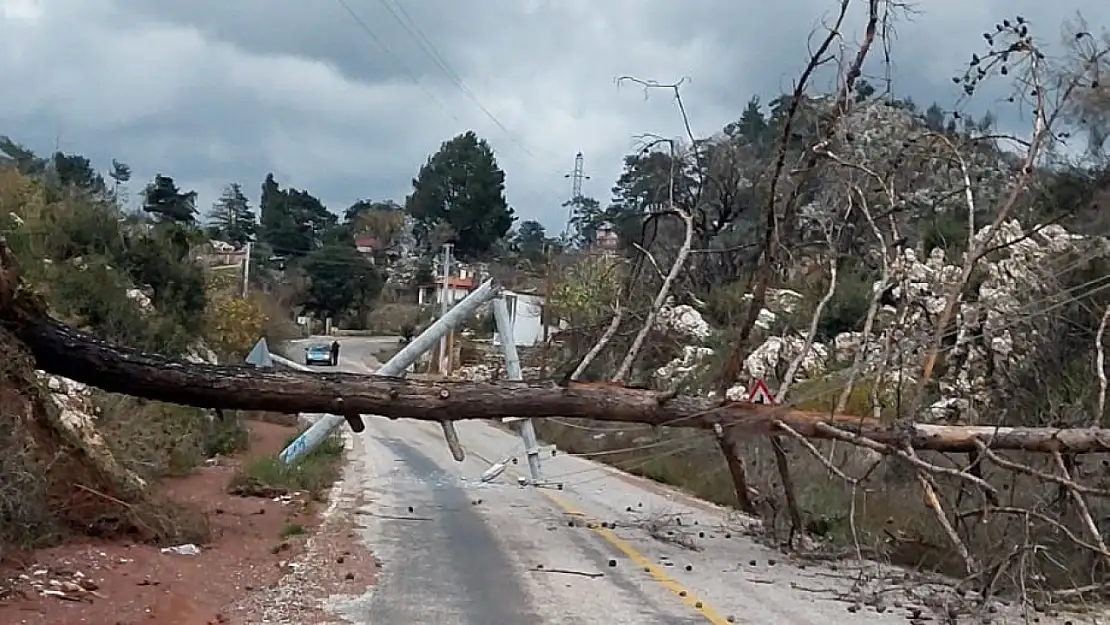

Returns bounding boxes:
[1096,303,1110,424]
[1052,451,1110,571]
[630,242,667,281]
[718,0,883,396]
[571,306,623,381]
[908,29,1110,417]
[608,83,699,384]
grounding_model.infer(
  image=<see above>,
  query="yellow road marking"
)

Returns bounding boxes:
[466,448,734,625]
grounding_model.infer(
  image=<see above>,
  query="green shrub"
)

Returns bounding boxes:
[814,267,875,341]
[919,210,969,259]
[703,280,752,327]
[366,302,421,335]
[228,430,345,501]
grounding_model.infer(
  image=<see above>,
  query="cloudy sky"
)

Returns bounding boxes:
[1,0,1106,232]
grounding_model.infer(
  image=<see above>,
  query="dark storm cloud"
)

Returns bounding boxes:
[109,0,434,88]
[1,0,1107,230]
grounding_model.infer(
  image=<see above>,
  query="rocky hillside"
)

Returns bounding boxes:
[655,219,1110,422]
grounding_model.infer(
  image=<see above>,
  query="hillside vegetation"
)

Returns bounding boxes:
[0,145,295,554]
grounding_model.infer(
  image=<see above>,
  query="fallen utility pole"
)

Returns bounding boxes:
[492,296,545,485]
[3,241,1110,455]
[277,278,501,465]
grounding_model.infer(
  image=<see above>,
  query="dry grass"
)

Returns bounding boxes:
[0,331,66,552]
[95,394,249,479]
[0,401,56,552]
[533,419,739,506]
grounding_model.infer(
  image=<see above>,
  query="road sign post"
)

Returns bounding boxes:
[746,379,776,405]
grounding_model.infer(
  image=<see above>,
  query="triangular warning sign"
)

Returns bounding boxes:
[746,379,776,405]
[245,338,274,368]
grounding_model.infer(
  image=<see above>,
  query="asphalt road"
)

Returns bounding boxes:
[280,337,1003,625]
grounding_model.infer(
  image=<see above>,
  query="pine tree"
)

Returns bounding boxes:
[207,183,257,247]
[405,131,514,260]
[142,174,197,223]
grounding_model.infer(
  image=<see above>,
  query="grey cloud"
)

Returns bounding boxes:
[1,0,1107,231]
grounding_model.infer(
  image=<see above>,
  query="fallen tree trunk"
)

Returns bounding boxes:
[7,312,1110,453]
[3,243,1110,454]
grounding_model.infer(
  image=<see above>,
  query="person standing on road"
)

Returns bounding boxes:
[330,340,341,366]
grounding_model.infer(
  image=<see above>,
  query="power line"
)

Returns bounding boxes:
[333,0,462,125]
[373,0,539,158]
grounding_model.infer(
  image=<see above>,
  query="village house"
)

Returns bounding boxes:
[354,235,380,255]
[354,235,402,264]
[416,268,478,306]
[593,221,620,254]
[194,240,246,267]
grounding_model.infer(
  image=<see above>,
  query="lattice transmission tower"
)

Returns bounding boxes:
[562,151,590,241]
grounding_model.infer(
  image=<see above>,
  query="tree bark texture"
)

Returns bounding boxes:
[9,313,1110,453]
[3,240,1110,455]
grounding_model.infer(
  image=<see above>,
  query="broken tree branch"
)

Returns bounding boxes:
[907,32,1110,418]
[609,89,696,384]
[619,75,759,516]
[570,304,623,380]
[1052,451,1110,571]
[1096,302,1110,424]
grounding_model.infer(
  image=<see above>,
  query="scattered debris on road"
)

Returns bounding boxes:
[528,565,604,579]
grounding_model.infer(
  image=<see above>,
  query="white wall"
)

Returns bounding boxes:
[493,292,559,347]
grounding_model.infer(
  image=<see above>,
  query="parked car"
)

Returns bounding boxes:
[304,343,334,366]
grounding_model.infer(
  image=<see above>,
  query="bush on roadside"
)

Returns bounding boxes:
[228,430,345,501]
[203,294,269,360]
[95,394,250,479]
[365,302,422,335]
[0,160,255,552]
[255,291,302,344]
[0,392,55,551]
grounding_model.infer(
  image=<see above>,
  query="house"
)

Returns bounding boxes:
[354,235,382,255]
[354,235,403,264]
[195,240,246,267]
[417,269,478,306]
[593,222,620,254]
[492,289,566,347]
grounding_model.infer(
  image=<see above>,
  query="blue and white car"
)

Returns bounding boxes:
[304,343,334,366]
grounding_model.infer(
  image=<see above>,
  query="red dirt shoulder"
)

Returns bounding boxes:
[0,420,322,625]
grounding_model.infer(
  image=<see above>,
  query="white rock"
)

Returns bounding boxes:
[655,303,711,340]
[126,288,153,312]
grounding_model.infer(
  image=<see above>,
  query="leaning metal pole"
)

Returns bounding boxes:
[492,296,544,484]
[279,279,501,465]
